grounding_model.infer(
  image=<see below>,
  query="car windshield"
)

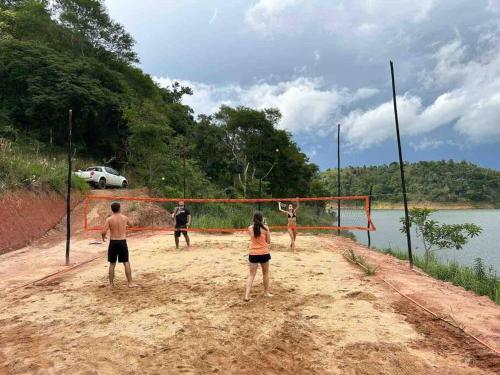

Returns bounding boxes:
[86,167,102,172]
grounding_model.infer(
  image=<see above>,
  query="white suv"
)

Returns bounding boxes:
[74,166,128,189]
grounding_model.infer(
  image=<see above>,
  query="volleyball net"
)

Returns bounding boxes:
[83,196,376,233]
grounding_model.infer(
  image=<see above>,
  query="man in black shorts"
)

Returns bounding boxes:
[101,202,137,288]
[172,200,191,249]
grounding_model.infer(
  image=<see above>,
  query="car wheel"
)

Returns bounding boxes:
[98,178,106,189]
[122,180,128,188]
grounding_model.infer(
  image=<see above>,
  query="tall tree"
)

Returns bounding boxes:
[53,0,138,63]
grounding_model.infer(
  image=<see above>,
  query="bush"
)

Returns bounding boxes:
[0,135,90,195]
[379,248,499,304]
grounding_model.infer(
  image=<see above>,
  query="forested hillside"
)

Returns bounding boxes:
[319,161,500,204]
[0,0,318,198]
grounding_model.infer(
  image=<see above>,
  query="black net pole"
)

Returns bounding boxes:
[183,153,186,198]
[390,61,413,269]
[367,185,373,248]
[258,179,262,211]
[337,123,341,235]
[65,109,72,266]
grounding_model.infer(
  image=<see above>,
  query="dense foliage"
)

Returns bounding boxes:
[319,161,500,204]
[381,248,499,304]
[0,0,318,198]
[0,135,90,193]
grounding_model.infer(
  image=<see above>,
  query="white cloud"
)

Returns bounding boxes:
[455,93,500,141]
[313,50,321,62]
[410,138,444,151]
[209,8,218,25]
[155,76,378,134]
[487,0,500,13]
[342,38,500,147]
[245,0,305,35]
[245,0,436,37]
[156,36,500,149]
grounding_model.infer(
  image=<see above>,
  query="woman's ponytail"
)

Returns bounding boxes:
[253,212,265,237]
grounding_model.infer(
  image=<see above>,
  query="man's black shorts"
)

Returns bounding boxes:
[174,226,188,237]
[108,240,129,263]
[249,254,271,263]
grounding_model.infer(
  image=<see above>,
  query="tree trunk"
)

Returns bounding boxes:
[238,162,250,197]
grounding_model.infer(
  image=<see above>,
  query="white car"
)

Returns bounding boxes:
[74,166,128,189]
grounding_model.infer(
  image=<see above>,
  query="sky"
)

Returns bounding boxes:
[104,0,500,171]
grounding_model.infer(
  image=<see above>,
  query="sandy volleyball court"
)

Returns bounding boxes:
[1,228,499,374]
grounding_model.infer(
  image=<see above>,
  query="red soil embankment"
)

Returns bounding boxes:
[0,190,81,254]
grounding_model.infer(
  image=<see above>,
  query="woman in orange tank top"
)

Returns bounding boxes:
[244,212,272,302]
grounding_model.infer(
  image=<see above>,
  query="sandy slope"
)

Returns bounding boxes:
[1,227,499,374]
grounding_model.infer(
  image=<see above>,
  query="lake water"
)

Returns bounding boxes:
[356,209,500,273]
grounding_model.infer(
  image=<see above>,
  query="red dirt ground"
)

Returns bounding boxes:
[0,189,499,374]
[0,190,81,254]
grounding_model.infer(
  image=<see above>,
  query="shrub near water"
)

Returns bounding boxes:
[381,248,500,304]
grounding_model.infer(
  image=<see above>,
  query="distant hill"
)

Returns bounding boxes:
[318,161,500,205]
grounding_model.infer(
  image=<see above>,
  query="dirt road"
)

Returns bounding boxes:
[1,223,499,374]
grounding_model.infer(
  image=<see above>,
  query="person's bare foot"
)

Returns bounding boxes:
[108,283,114,289]
[128,283,138,288]
[263,292,273,297]
[244,296,250,302]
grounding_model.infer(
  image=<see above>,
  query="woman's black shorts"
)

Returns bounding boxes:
[108,240,129,263]
[249,254,271,263]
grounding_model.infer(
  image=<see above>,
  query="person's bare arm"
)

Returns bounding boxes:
[278,202,286,213]
[101,218,110,242]
[264,226,271,244]
[171,207,178,219]
[295,199,300,212]
[187,214,192,227]
[125,215,132,228]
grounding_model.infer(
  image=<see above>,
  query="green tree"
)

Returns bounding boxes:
[211,105,317,198]
[53,0,137,63]
[400,208,482,269]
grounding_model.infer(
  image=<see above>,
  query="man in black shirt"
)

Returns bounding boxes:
[172,201,191,249]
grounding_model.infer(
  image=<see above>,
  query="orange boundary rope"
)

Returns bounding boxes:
[83,195,377,232]
[9,254,103,293]
[86,195,369,203]
[341,249,500,357]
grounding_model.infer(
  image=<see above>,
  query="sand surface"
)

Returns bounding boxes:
[1,224,499,374]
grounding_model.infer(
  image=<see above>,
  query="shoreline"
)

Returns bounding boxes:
[371,202,498,210]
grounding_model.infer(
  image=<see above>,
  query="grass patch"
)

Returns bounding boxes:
[193,204,335,231]
[343,248,377,275]
[380,248,500,304]
[155,201,356,238]
[0,135,90,195]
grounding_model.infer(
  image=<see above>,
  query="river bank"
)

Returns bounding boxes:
[371,202,498,210]
[359,209,500,273]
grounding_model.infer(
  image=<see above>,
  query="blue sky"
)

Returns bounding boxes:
[105,0,500,171]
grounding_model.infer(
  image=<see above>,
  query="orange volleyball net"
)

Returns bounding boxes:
[83,195,376,233]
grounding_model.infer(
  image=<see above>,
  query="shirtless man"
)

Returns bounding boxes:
[101,202,136,288]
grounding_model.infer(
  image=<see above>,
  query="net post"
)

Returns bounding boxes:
[183,153,186,199]
[367,186,373,248]
[390,61,413,269]
[337,123,341,235]
[65,109,72,266]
